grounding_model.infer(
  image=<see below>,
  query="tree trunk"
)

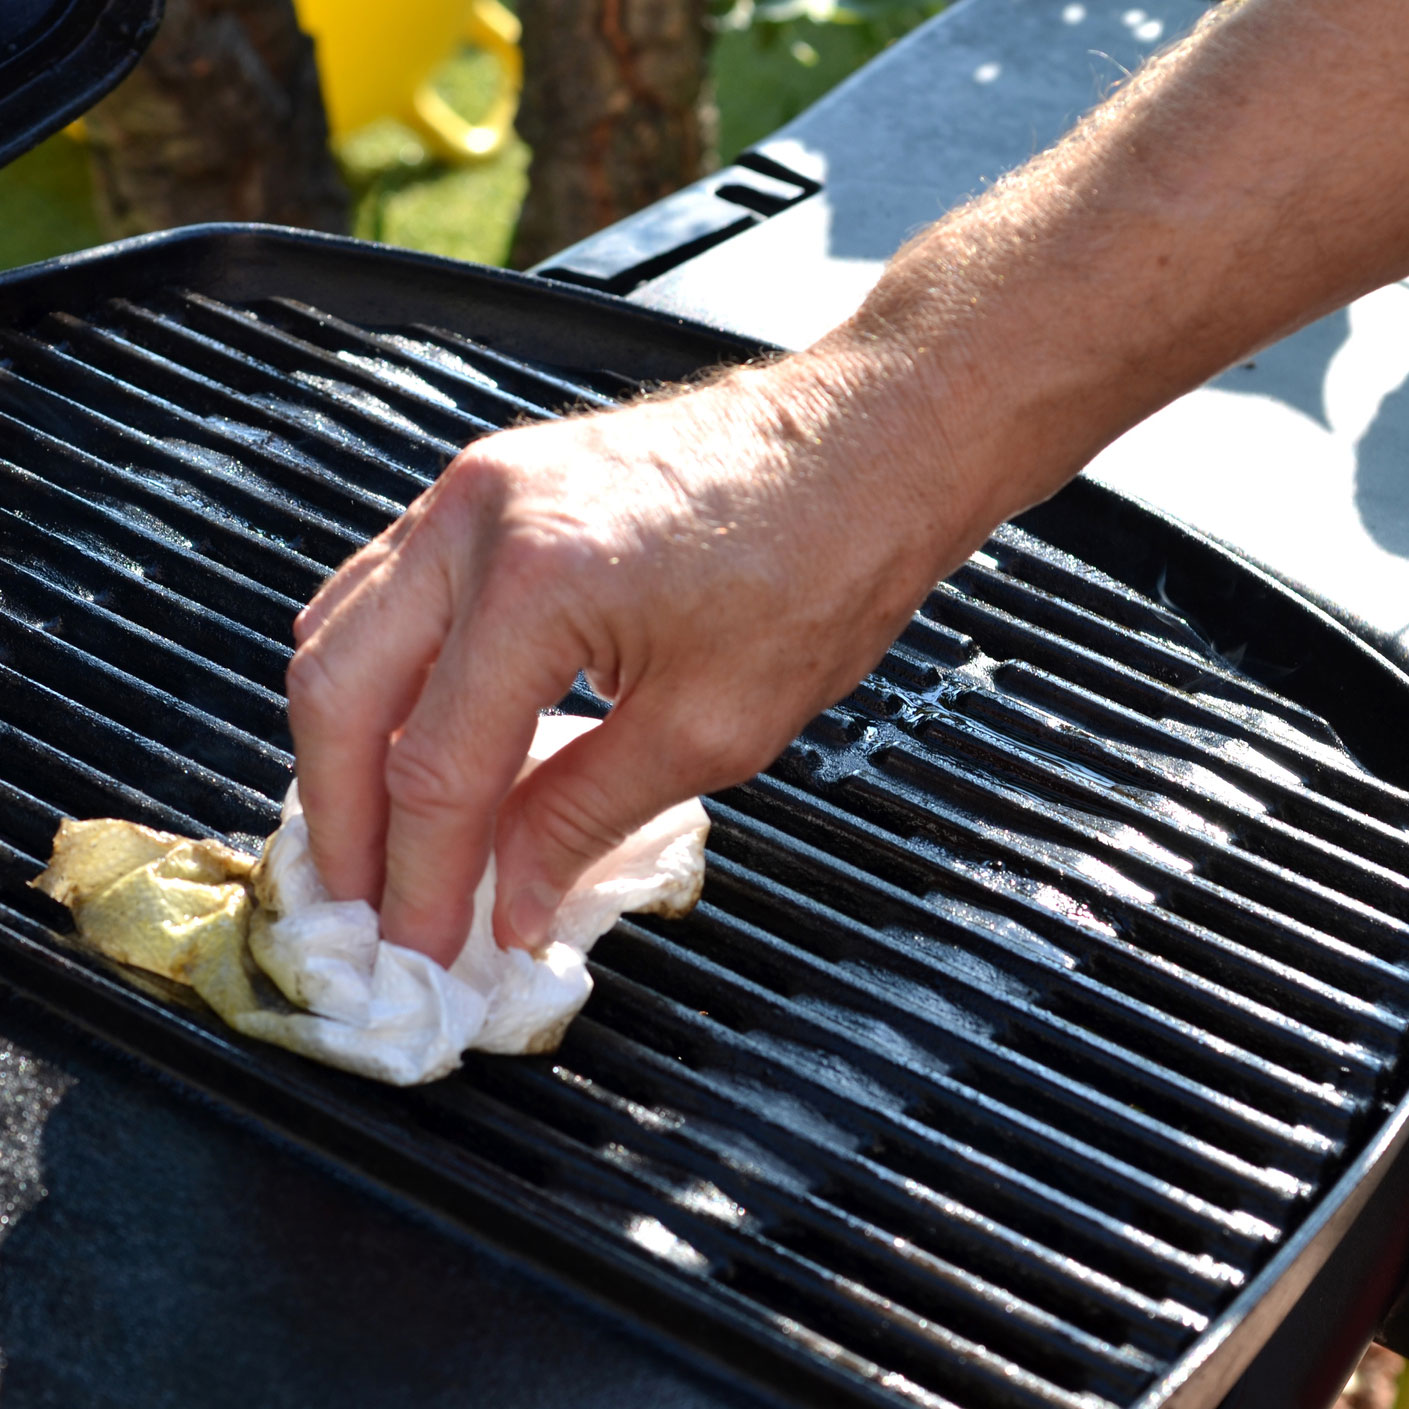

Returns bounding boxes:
[84,0,348,239]
[510,0,714,269]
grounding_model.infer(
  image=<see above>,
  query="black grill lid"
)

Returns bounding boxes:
[5,226,1409,1409]
[0,0,163,170]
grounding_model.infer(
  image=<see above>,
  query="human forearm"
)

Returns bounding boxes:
[796,0,1409,557]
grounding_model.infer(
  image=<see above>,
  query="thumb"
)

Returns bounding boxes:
[491,701,755,950]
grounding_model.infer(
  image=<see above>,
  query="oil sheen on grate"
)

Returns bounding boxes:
[4,290,1409,1409]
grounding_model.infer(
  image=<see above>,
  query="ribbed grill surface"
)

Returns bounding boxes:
[4,288,1409,1409]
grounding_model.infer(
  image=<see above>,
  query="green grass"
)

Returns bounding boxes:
[712,2,944,162]
[341,116,531,266]
[0,132,105,271]
[340,47,530,266]
[0,5,943,274]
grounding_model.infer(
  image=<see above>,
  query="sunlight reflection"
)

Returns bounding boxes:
[0,1037,72,1249]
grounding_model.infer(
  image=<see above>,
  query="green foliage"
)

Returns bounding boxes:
[0,134,104,271]
[710,0,947,162]
[0,1,946,274]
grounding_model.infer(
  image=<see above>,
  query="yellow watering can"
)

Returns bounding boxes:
[294,0,522,161]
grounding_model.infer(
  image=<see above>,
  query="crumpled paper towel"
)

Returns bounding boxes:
[33,714,709,1085]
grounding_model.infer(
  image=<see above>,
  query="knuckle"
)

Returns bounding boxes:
[440,445,517,516]
[492,532,560,593]
[670,714,772,788]
[520,776,625,870]
[292,604,319,647]
[285,646,342,727]
[384,735,468,820]
[484,527,608,633]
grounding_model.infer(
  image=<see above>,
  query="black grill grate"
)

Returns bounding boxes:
[4,271,1409,1409]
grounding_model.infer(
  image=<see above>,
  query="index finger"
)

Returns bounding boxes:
[285,543,454,909]
[377,601,583,963]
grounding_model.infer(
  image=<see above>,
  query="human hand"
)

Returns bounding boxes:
[295,0,1409,968]
[285,341,1003,964]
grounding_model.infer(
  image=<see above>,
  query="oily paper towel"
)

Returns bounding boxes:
[34,714,709,1084]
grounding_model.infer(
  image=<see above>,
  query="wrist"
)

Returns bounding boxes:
[825,204,1130,528]
[758,234,1078,584]
[725,312,1016,598]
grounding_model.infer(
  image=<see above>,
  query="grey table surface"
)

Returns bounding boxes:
[630,0,1409,662]
[0,987,769,1409]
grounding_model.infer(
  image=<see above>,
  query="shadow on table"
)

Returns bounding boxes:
[1210,306,1349,430]
[1354,372,1409,560]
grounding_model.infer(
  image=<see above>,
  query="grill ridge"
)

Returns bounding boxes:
[104,299,445,492]
[683,854,1322,1200]
[861,739,1406,1039]
[567,1017,1210,1354]
[698,845,1335,1200]
[3,268,1409,1409]
[0,338,373,560]
[583,958,1246,1311]
[922,584,1409,827]
[0,457,302,641]
[173,292,486,453]
[597,906,1298,1257]
[735,768,1385,1098]
[704,819,1349,1112]
[0,408,329,597]
[44,308,427,504]
[0,555,287,731]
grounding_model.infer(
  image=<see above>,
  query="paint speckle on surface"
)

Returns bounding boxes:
[0,1037,72,1249]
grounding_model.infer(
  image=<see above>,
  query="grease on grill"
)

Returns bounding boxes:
[3,288,1409,1409]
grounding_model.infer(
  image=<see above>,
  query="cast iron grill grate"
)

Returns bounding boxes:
[3,279,1409,1409]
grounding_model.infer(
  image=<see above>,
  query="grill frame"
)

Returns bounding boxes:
[4,223,1409,1409]
[0,224,759,382]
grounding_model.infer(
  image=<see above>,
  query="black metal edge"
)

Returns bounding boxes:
[529,159,818,297]
[1168,518,1409,679]
[0,0,164,170]
[0,908,910,1409]
[1216,1152,1409,1409]
[0,224,772,384]
[1130,1087,1409,1409]
[1379,1278,1409,1359]
[1018,476,1409,789]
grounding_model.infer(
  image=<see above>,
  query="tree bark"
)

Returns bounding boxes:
[510,0,714,269]
[84,0,348,239]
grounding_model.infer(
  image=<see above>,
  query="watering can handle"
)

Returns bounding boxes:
[413,0,522,161]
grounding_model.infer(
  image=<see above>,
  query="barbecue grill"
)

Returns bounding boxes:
[5,5,1409,1409]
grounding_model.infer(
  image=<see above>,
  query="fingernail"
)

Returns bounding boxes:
[506,882,561,951]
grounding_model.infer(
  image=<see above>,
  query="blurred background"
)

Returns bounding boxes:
[0,0,943,273]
